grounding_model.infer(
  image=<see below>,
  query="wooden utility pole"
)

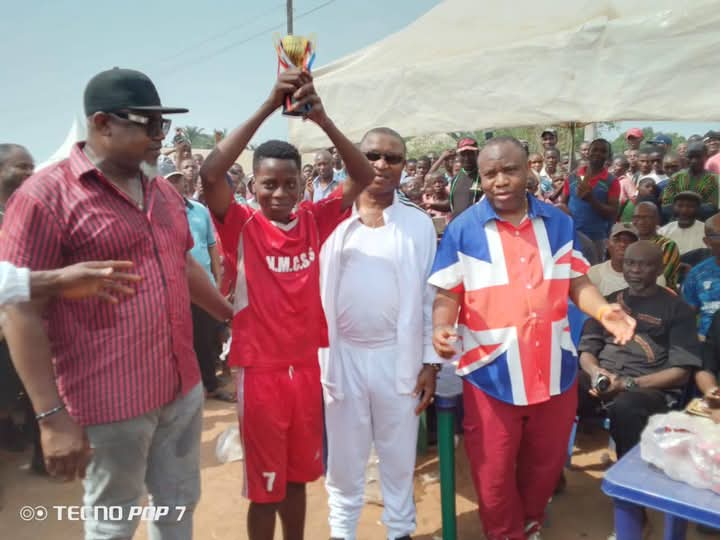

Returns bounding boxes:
[286,0,293,34]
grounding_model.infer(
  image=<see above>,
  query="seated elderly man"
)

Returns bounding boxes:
[577,241,701,459]
[587,223,666,296]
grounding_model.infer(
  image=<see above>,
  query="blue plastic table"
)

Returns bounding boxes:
[602,445,720,539]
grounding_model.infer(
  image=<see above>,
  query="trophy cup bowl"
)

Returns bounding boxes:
[274,33,316,117]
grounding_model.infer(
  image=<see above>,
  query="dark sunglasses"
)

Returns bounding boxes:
[365,152,404,165]
[110,111,172,137]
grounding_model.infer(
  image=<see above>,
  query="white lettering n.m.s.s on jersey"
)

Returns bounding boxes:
[213,188,349,369]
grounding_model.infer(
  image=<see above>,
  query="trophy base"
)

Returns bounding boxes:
[282,96,311,117]
[282,107,308,117]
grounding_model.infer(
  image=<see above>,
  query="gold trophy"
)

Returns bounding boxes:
[274,33,316,116]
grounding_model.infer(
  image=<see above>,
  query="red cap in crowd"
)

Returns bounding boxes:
[457,138,479,152]
[626,128,643,140]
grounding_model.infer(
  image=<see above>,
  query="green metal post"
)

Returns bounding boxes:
[436,396,457,540]
[417,409,428,456]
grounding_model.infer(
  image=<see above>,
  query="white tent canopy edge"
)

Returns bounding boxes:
[289,0,720,151]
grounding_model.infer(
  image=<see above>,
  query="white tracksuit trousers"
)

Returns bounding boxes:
[324,339,420,540]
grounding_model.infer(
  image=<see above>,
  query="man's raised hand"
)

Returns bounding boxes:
[266,69,308,112]
[287,72,329,126]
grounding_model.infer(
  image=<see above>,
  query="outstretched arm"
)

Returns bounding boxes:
[200,70,310,220]
[290,79,375,209]
[570,275,636,345]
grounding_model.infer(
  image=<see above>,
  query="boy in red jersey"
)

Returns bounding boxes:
[200,69,375,540]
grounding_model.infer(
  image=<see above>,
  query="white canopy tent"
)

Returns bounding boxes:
[289,0,720,151]
[36,115,87,171]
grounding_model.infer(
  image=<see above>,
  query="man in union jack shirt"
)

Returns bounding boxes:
[429,137,636,540]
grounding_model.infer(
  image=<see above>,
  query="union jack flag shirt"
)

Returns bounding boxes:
[428,195,590,405]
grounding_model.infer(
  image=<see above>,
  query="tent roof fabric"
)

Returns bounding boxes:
[289,0,720,151]
[36,116,87,171]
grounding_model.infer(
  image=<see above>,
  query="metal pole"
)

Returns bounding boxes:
[436,395,458,540]
[286,0,293,34]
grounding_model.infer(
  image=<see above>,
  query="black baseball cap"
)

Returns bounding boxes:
[84,68,189,116]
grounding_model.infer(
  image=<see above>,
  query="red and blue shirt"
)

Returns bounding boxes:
[563,167,619,241]
[428,195,589,405]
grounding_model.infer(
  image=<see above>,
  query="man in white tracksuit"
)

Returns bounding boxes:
[319,127,442,540]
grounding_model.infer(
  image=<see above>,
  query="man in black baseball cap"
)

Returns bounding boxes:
[84,67,189,115]
[82,67,190,178]
[0,67,233,539]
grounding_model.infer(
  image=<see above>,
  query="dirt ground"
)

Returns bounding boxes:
[0,399,712,540]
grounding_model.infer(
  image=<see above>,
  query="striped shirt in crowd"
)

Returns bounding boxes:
[660,170,719,207]
[0,143,200,425]
[650,234,681,290]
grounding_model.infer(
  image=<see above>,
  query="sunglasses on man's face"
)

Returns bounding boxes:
[364,152,404,165]
[109,111,172,137]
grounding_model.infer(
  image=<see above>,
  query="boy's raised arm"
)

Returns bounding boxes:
[200,70,307,220]
[283,76,376,210]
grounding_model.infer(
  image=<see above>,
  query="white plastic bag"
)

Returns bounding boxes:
[690,429,720,493]
[215,425,244,463]
[640,411,720,493]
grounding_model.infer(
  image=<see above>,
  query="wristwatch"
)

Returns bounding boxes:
[427,363,442,373]
[623,377,638,391]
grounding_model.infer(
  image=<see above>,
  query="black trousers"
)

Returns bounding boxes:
[191,304,220,393]
[577,371,669,458]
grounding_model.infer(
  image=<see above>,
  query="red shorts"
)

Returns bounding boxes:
[235,363,323,503]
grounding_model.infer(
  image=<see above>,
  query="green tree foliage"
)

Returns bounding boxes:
[178,126,216,149]
[406,123,618,160]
